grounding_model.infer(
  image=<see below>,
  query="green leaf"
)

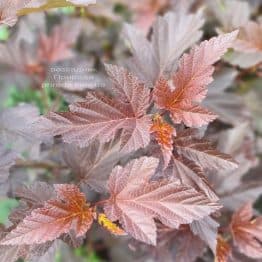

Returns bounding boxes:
[0,25,9,41]
[55,250,62,262]
[74,247,101,262]
[5,85,68,114]
[0,198,18,224]
[60,6,76,15]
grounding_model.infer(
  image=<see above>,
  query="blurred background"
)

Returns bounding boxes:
[0,0,261,261]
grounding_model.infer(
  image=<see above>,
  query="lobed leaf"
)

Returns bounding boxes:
[233,21,262,53]
[62,138,123,192]
[0,225,54,262]
[173,130,238,172]
[157,225,206,262]
[153,31,238,127]
[123,10,204,86]
[230,202,262,259]
[37,19,82,63]
[152,10,204,77]
[37,65,152,153]
[1,184,95,245]
[9,182,55,225]
[104,157,221,245]
[166,153,218,201]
